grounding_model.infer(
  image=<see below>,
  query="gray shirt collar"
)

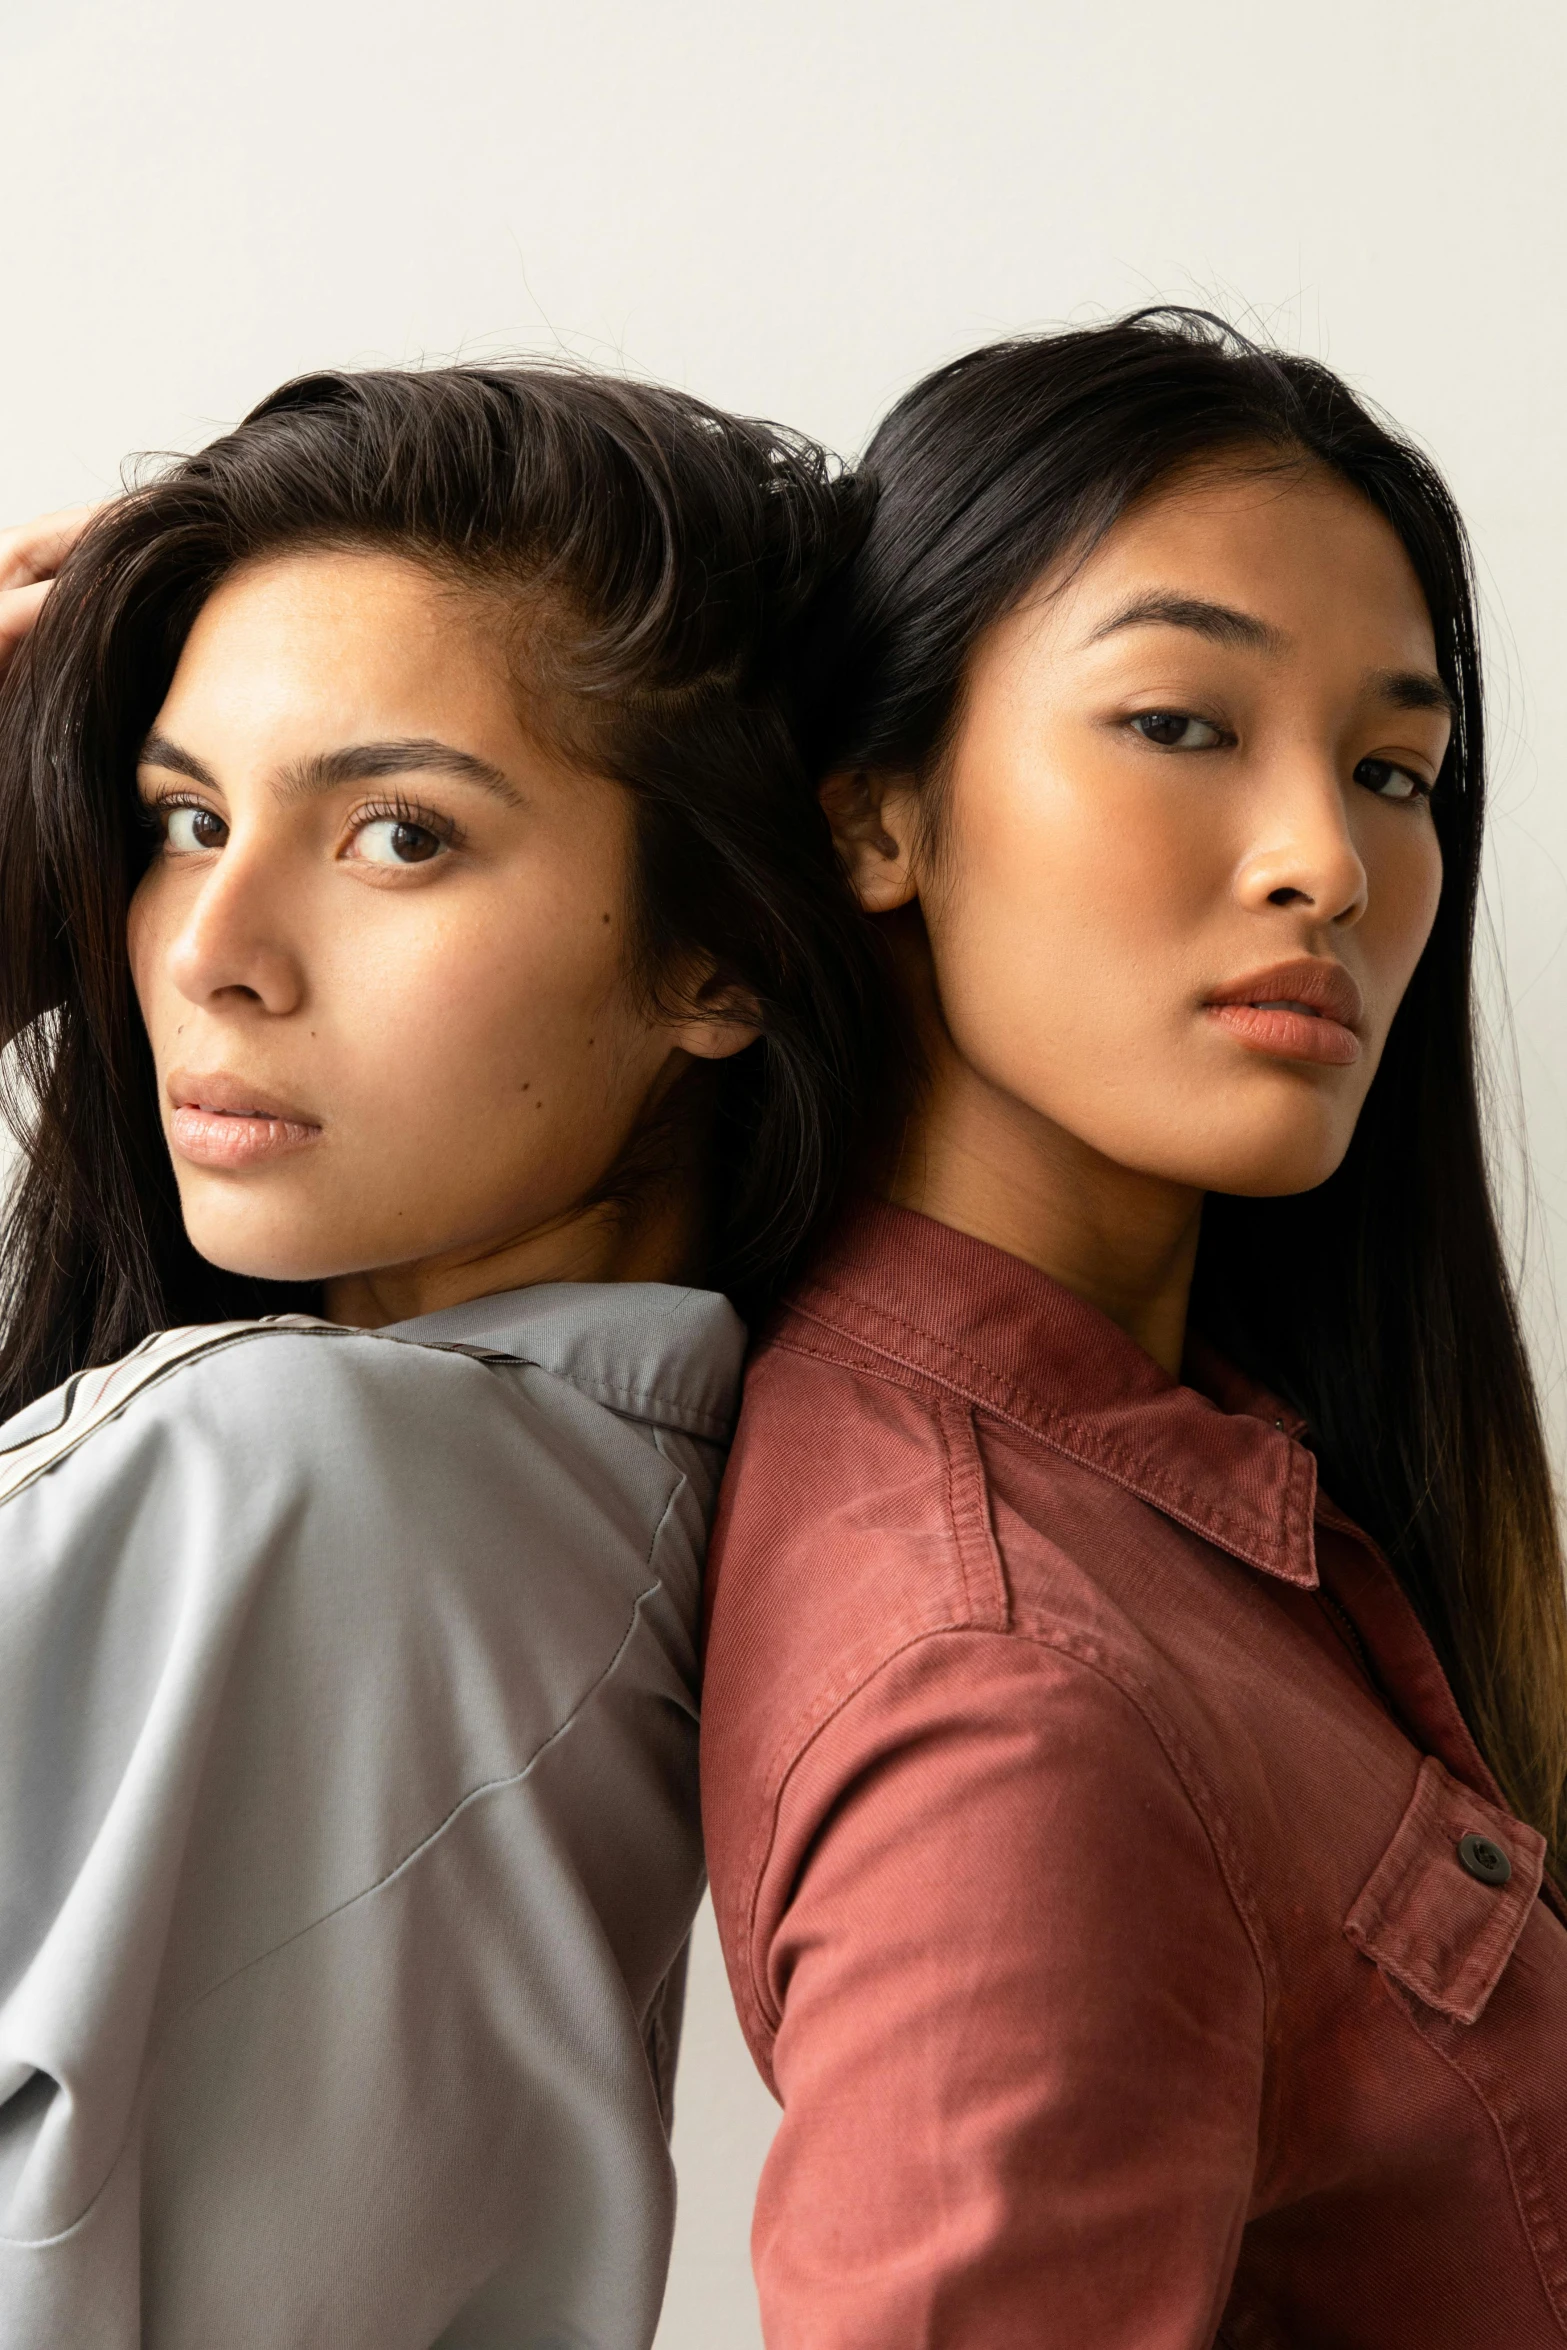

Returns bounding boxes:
[380,1281,747,1444]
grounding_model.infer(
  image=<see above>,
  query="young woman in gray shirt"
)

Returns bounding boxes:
[0,369,891,2349]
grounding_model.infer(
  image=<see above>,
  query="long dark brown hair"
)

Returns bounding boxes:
[808,309,1567,1875]
[0,364,898,1410]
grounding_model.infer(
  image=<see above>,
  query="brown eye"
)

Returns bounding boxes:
[1354,757,1427,802]
[1130,711,1227,750]
[354,817,446,866]
[165,804,228,852]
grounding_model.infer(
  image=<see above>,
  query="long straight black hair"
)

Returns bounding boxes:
[0,364,899,1407]
[809,309,1567,1874]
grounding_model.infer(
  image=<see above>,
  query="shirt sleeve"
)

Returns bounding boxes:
[0,1328,702,2350]
[743,1626,1267,2350]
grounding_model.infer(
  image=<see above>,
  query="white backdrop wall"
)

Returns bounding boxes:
[3,4,1565,2341]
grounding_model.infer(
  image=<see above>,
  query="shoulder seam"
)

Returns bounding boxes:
[762,1326,936,1408]
[1,1324,730,1512]
[4,1461,697,2254]
[172,1474,692,2070]
[735,1619,1276,2058]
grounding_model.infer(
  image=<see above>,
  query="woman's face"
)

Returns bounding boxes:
[128,548,746,1315]
[837,462,1450,1201]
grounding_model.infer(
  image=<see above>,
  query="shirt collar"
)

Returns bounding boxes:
[380,1280,746,1444]
[787,1202,1319,1589]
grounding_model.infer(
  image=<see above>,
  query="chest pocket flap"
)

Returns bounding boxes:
[1344,1754,1545,2025]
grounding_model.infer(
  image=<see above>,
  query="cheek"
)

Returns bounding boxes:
[335,898,635,1125]
[932,749,1213,1039]
[1362,815,1445,1002]
[953,720,1216,929]
[125,876,171,1034]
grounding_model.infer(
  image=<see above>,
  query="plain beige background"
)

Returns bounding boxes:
[3,3,1565,2342]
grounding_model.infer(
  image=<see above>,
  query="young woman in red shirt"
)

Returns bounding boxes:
[702,311,1567,2348]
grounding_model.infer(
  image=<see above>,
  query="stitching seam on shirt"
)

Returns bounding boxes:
[0,1475,692,2256]
[742,1620,1276,2062]
[1388,1984,1567,2328]
[194,1471,688,2009]
[938,1399,1009,1632]
[523,1368,735,1437]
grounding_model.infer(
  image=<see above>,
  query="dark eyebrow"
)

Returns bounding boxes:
[137,734,523,806]
[1085,593,1284,654]
[138,733,217,787]
[1084,601,1457,723]
[1366,667,1457,720]
[279,739,523,806]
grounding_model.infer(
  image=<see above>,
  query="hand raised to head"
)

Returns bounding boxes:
[0,506,99,682]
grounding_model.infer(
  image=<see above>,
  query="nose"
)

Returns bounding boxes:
[164,844,307,1016]
[1234,755,1369,929]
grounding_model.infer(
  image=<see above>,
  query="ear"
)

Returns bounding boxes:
[669,971,762,1065]
[819,769,920,913]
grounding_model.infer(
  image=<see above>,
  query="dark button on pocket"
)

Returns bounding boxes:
[1457,1831,1512,1886]
[1344,1754,1545,2024]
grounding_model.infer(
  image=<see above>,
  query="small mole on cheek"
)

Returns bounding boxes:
[520,1081,530,1092]
[601,913,611,926]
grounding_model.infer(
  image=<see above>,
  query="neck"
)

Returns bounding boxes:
[324,1177,703,1330]
[893,1023,1203,1379]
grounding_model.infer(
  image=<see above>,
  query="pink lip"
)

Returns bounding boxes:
[167,1071,321,1170]
[1203,958,1364,1069]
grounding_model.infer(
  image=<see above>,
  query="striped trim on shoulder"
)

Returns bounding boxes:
[0,1317,341,1509]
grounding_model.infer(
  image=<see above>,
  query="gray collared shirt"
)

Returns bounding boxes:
[0,1280,745,2349]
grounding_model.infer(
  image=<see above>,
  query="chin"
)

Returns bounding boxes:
[182,1210,356,1288]
[1194,1131,1356,1200]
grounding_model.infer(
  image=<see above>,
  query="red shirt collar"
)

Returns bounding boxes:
[786,1201,1320,1590]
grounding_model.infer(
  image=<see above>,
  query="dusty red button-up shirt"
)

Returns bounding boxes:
[701,1204,1567,2348]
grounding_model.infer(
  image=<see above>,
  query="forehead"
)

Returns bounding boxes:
[157,548,516,728]
[1053,459,1439,666]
